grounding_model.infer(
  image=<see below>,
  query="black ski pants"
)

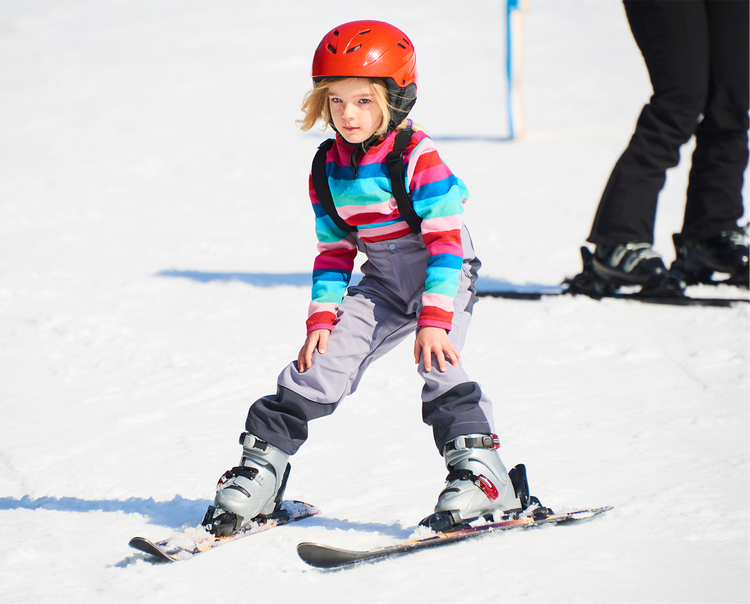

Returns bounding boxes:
[588,0,749,248]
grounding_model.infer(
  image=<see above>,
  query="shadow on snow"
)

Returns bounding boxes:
[0,495,414,539]
[0,494,211,530]
[156,269,314,288]
[156,270,557,295]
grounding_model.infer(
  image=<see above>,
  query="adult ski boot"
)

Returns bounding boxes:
[591,242,671,288]
[566,245,684,297]
[201,432,291,537]
[419,434,548,533]
[671,232,749,287]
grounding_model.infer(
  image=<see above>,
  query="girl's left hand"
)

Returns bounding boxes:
[414,326,460,372]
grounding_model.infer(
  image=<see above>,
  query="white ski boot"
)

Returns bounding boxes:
[420,434,533,532]
[202,432,291,536]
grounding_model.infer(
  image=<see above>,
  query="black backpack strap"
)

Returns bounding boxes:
[386,128,422,234]
[311,139,357,233]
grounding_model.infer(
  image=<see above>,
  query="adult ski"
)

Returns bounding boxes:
[129,500,319,562]
[297,505,612,569]
[476,288,748,307]
[476,247,748,307]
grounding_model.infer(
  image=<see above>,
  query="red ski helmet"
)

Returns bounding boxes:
[312,20,418,131]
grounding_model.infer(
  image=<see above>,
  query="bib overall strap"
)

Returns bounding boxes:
[386,128,422,234]
[311,139,357,233]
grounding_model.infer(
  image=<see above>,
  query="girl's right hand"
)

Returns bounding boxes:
[297,329,330,373]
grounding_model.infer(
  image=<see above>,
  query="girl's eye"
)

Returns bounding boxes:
[331,97,342,104]
[359,99,371,104]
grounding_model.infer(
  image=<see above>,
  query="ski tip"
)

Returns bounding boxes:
[296,542,350,569]
[128,537,176,562]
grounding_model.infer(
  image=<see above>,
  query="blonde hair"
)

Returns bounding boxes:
[297,77,411,136]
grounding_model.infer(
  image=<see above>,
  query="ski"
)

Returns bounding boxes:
[297,505,612,569]
[129,500,319,562]
[476,288,748,307]
[476,246,748,307]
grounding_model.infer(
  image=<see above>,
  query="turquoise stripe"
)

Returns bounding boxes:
[424,279,459,297]
[313,268,351,282]
[315,215,350,242]
[330,179,392,206]
[412,182,467,219]
[426,266,461,285]
[357,218,403,229]
[311,288,346,304]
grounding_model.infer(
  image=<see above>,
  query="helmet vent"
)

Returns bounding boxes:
[397,37,411,48]
[345,44,361,54]
[357,29,371,36]
[327,44,336,54]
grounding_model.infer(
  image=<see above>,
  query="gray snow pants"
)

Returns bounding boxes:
[245,224,494,456]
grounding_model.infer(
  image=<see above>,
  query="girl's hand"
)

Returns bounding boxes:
[414,326,460,372]
[298,329,330,373]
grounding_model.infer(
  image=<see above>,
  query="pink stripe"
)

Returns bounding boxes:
[417,318,453,331]
[421,215,463,234]
[313,255,354,271]
[359,227,414,243]
[316,239,356,253]
[422,292,456,313]
[307,302,338,317]
[358,223,412,240]
[359,146,391,164]
[329,141,392,167]
[307,323,334,334]
[412,162,453,187]
[338,199,397,220]
[406,138,436,183]
[426,241,463,256]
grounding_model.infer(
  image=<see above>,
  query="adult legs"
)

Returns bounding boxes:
[682,0,749,241]
[588,0,709,248]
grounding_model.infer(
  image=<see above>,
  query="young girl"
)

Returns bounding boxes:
[202,20,533,537]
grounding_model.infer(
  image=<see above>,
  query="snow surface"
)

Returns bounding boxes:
[1,1,748,602]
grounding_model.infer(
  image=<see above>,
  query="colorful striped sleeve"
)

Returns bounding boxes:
[306,173,358,334]
[406,134,469,331]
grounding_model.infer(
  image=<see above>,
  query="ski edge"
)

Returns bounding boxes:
[297,505,613,569]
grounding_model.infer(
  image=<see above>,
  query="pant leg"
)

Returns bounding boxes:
[245,288,416,455]
[588,0,709,247]
[682,0,749,240]
[419,271,493,451]
[419,232,494,452]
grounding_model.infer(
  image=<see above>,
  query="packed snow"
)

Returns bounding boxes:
[0,1,747,602]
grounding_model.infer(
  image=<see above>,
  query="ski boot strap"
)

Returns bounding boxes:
[239,432,269,451]
[445,434,500,452]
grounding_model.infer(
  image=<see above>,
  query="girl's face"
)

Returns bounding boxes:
[328,78,383,144]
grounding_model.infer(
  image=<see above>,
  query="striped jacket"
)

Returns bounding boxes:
[306,128,469,334]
